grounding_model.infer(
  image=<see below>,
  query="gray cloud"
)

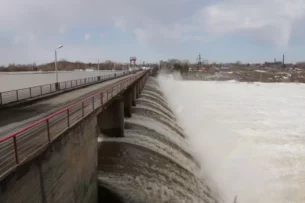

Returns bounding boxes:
[1,0,305,65]
[195,0,305,46]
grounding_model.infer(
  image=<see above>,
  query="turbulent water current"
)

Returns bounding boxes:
[98,77,220,203]
[158,75,305,203]
[98,74,305,203]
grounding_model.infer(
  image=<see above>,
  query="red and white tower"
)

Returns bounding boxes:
[130,57,137,66]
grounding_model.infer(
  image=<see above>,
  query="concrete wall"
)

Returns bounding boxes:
[0,113,99,203]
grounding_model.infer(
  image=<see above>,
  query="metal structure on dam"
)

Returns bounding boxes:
[0,68,219,203]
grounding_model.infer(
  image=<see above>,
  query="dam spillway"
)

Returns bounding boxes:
[98,77,219,203]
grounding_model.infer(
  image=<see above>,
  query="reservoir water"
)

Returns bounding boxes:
[158,75,305,203]
[0,70,122,92]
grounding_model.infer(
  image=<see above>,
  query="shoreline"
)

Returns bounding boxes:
[181,70,305,83]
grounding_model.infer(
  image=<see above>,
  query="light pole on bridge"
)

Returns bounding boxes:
[55,45,63,90]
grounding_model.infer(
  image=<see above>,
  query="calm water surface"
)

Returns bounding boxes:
[0,70,122,91]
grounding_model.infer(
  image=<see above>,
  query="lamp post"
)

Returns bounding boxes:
[97,59,100,74]
[55,45,63,90]
[97,59,101,81]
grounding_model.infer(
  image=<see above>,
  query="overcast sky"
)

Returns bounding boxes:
[2,0,305,65]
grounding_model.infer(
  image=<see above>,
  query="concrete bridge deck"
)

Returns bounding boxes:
[0,72,143,138]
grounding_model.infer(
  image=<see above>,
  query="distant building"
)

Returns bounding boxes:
[263,61,284,69]
[264,61,283,66]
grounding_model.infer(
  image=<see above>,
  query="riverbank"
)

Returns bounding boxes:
[182,69,305,83]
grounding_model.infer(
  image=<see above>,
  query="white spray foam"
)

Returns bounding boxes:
[104,130,199,174]
[157,74,305,203]
[125,114,190,152]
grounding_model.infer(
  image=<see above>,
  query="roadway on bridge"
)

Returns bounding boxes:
[0,72,142,138]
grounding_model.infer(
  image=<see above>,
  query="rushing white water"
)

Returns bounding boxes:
[98,77,219,203]
[158,74,305,203]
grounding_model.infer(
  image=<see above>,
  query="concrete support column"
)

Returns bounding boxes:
[132,86,137,106]
[55,82,60,91]
[136,84,139,99]
[141,80,144,91]
[138,82,141,94]
[124,90,132,117]
[97,96,124,137]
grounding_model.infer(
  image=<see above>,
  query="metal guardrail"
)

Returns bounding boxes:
[0,71,148,177]
[0,71,131,106]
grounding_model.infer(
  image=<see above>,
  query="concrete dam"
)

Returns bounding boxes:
[98,77,219,203]
[0,72,219,203]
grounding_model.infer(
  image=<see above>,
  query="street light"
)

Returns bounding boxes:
[55,45,63,88]
[97,59,100,75]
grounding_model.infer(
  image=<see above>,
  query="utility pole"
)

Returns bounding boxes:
[197,53,202,71]
[97,59,99,71]
[54,45,63,90]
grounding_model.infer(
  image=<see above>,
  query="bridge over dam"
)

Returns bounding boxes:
[0,68,220,203]
[0,71,137,138]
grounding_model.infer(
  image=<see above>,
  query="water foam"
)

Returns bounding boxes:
[157,74,305,203]
[98,77,219,203]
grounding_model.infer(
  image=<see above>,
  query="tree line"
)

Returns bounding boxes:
[0,60,129,72]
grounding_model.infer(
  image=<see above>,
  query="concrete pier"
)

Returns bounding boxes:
[123,90,132,118]
[132,86,137,106]
[136,84,139,99]
[97,97,124,138]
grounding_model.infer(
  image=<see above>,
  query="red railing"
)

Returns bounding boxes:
[0,71,131,106]
[0,71,148,177]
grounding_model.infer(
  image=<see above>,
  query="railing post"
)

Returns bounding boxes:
[67,109,70,127]
[50,84,52,92]
[100,93,103,105]
[30,87,32,98]
[55,82,60,91]
[0,92,2,105]
[40,86,43,95]
[16,90,19,101]
[82,102,85,117]
[70,80,72,88]
[13,136,19,164]
[92,96,95,110]
[46,120,51,142]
